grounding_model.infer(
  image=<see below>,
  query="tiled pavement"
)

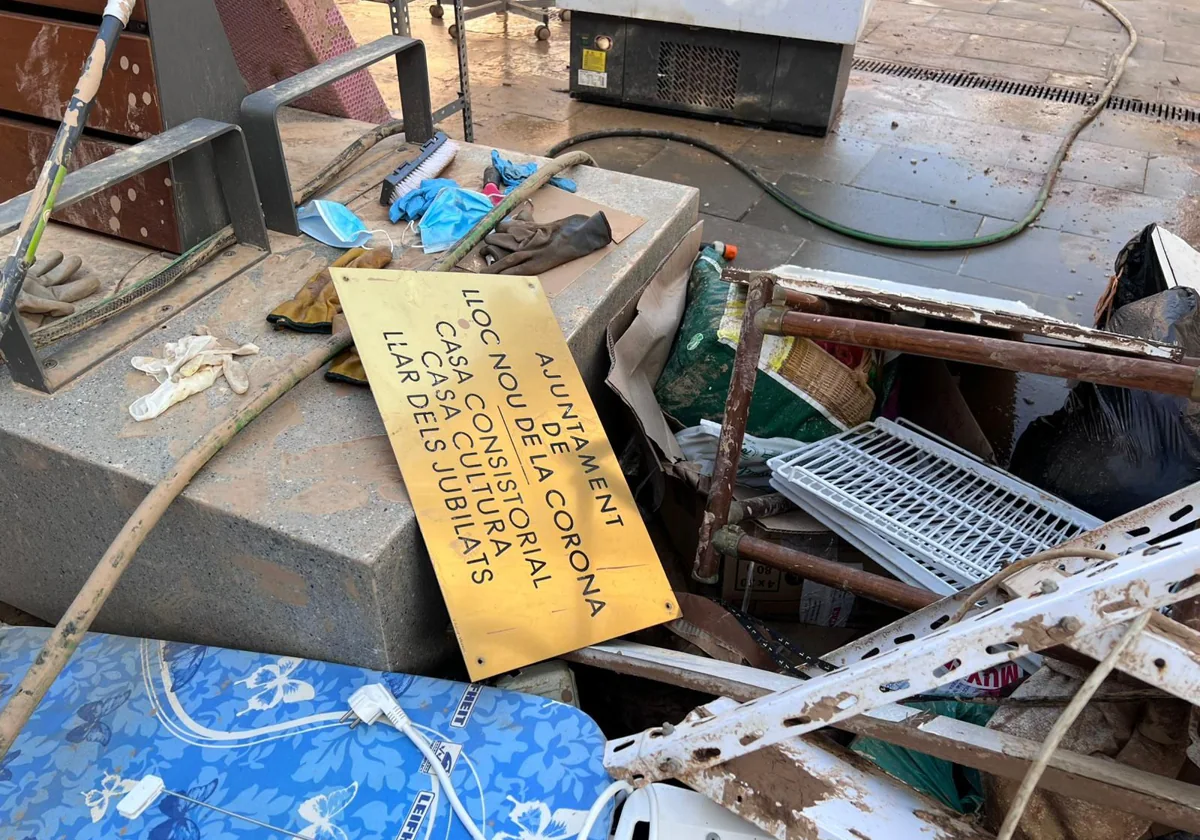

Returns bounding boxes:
[341,0,1200,325]
[859,0,1200,107]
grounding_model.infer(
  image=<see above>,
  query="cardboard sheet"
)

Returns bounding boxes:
[457,186,644,296]
[604,222,703,462]
[331,268,680,679]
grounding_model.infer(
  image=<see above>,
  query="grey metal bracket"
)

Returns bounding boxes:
[380,0,474,140]
[240,35,436,234]
[0,118,268,392]
[145,0,251,250]
[442,0,476,141]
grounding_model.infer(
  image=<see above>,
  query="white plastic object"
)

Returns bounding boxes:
[118,775,165,819]
[612,784,768,840]
[346,684,392,727]
[769,418,1102,592]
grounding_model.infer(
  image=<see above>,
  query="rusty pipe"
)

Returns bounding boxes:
[758,308,1200,399]
[728,492,796,524]
[771,285,829,314]
[693,274,774,583]
[715,527,939,613]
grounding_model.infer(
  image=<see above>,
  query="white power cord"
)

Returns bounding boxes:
[577,780,634,840]
[645,781,660,840]
[424,776,441,840]
[349,684,488,840]
[348,684,629,840]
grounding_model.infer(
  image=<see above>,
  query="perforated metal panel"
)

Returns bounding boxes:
[769,420,1102,591]
[655,40,740,111]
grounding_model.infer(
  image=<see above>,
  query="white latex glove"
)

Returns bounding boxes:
[129,366,223,422]
[128,327,259,420]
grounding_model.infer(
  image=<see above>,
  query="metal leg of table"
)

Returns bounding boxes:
[692,273,775,583]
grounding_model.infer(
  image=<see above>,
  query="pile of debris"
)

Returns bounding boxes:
[4,124,1200,839]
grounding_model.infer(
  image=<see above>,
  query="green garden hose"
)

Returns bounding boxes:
[546,0,1135,251]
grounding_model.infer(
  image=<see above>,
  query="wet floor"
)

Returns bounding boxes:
[337,0,1200,454]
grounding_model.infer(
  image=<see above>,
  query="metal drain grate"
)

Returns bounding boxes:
[657,40,740,112]
[852,57,1200,124]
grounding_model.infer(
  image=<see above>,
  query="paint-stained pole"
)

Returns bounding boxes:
[0,0,138,335]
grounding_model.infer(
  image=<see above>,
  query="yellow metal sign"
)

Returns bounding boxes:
[332,269,680,679]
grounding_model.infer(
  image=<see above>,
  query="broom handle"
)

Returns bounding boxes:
[0,0,137,333]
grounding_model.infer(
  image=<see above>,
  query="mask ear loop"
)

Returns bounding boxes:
[367,228,398,257]
[402,221,419,248]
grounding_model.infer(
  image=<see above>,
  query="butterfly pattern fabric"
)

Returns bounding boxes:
[297,782,357,840]
[0,750,20,784]
[149,779,218,840]
[0,626,612,840]
[164,644,206,692]
[234,657,315,716]
[66,690,131,746]
[82,771,137,822]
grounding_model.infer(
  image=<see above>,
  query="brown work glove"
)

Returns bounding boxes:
[267,247,392,332]
[16,252,98,317]
[480,205,612,275]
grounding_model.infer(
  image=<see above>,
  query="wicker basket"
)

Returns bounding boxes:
[778,338,875,429]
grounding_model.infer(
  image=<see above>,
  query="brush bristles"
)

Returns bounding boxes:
[382,140,460,206]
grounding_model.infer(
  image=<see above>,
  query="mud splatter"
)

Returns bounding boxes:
[280,434,408,507]
[232,554,310,607]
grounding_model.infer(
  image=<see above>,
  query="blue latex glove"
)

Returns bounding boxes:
[490,150,577,193]
[389,178,460,223]
[418,186,493,254]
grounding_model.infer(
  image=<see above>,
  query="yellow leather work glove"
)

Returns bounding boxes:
[267,247,393,386]
[267,247,392,332]
[325,347,367,386]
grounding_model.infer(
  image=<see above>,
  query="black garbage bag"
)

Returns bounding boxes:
[1010,285,1200,520]
[1098,223,1170,324]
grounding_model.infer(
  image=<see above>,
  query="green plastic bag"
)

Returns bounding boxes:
[654,245,876,441]
[851,701,996,813]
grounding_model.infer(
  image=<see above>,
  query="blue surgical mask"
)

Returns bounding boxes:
[297,200,376,248]
[418,187,493,254]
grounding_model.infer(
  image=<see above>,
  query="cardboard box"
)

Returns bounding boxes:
[720,506,851,623]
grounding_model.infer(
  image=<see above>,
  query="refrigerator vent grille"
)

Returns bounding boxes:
[656,40,740,111]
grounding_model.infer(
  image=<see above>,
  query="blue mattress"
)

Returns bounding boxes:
[0,626,613,840]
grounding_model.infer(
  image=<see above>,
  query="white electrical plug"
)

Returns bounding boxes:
[346,684,393,727]
[117,775,165,819]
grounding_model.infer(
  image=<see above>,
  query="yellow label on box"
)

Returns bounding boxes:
[331,269,680,679]
[581,48,607,72]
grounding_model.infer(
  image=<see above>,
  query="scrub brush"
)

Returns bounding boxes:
[379,131,459,206]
